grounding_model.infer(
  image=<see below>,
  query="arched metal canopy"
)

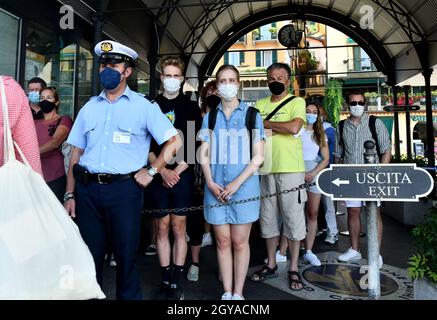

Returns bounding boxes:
[141,0,437,88]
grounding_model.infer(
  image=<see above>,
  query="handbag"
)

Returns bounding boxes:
[0,76,105,300]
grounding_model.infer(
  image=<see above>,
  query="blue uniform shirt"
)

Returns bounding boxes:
[198,101,266,225]
[67,86,178,174]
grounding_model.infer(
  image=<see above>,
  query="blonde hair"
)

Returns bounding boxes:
[160,56,185,73]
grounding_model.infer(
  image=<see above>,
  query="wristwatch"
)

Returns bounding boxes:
[146,165,158,177]
[63,192,75,202]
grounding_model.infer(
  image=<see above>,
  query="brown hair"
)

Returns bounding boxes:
[215,64,240,82]
[345,89,366,104]
[160,55,185,73]
[40,87,60,110]
[200,80,217,113]
[306,101,326,148]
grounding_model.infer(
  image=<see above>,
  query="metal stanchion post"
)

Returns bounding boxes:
[364,140,380,300]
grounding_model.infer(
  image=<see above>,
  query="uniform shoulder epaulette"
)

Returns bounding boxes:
[144,95,156,104]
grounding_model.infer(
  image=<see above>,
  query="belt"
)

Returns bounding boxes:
[88,172,135,185]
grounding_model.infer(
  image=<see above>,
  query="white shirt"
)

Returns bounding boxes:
[301,128,327,161]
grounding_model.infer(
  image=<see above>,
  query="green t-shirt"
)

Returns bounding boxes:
[255,94,306,174]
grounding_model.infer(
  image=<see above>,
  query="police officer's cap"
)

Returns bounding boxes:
[94,40,138,65]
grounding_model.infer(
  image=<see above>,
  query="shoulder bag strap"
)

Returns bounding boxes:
[265,95,296,121]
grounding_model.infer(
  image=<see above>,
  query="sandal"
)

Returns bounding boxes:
[287,271,303,291]
[250,265,278,282]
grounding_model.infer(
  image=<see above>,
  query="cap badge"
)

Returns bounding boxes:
[101,42,113,52]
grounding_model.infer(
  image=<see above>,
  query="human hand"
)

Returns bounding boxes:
[160,168,180,188]
[207,181,225,203]
[305,172,315,183]
[134,168,154,188]
[64,199,76,218]
[219,180,241,203]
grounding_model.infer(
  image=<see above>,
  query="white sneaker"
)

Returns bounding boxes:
[187,265,199,282]
[264,250,287,264]
[324,232,339,245]
[232,294,245,300]
[221,292,232,300]
[109,254,117,267]
[201,233,213,247]
[379,255,383,269]
[303,250,321,266]
[338,248,362,262]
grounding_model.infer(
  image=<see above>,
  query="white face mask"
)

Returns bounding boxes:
[163,78,181,94]
[350,105,365,117]
[218,84,239,102]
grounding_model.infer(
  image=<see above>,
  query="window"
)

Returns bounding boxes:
[0,8,21,78]
[352,47,376,71]
[256,50,277,67]
[258,23,277,40]
[224,52,243,66]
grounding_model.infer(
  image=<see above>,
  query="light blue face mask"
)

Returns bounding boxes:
[28,91,40,104]
[306,113,318,125]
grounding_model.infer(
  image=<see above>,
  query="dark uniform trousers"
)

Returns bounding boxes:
[75,177,144,300]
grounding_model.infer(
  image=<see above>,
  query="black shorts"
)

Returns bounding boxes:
[145,172,195,218]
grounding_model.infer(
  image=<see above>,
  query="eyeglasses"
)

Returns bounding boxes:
[349,101,365,106]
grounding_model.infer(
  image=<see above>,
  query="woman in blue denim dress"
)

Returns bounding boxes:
[198,65,266,300]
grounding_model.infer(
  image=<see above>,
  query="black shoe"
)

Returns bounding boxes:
[155,282,169,300]
[167,285,184,300]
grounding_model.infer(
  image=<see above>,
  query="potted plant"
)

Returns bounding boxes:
[252,29,260,41]
[268,26,277,39]
[408,206,437,300]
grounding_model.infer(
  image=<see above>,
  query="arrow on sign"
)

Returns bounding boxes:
[316,164,434,202]
[332,178,350,186]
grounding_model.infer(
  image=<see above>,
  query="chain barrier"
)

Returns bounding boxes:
[143,181,316,215]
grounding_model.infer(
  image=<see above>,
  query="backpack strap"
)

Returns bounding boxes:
[338,119,345,161]
[208,107,219,131]
[369,115,382,160]
[265,95,297,121]
[245,106,259,159]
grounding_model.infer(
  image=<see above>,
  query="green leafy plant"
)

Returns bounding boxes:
[408,207,437,284]
[391,154,428,167]
[324,78,344,128]
[252,29,260,40]
[268,26,277,39]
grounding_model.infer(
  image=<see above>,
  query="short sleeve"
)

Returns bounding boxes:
[253,112,266,143]
[60,116,73,130]
[67,108,86,149]
[288,97,306,123]
[146,101,178,145]
[197,113,210,143]
[375,118,391,154]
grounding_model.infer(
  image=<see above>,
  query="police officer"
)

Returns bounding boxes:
[63,40,181,300]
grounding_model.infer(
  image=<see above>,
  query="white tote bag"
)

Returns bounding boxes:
[0,76,105,300]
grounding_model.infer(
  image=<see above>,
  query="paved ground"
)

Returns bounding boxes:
[101,202,416,300]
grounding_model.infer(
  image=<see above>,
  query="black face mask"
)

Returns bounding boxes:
[39,100,57,114]
[268,81,285,96]
[205,95,221,110]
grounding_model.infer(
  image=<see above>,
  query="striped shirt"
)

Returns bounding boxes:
[0,76,42,174]
[334,113,391,164]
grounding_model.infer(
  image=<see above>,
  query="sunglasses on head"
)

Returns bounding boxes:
[349,101,365,106]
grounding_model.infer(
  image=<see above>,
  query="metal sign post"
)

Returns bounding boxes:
[363,141,380,300]
[316,142,434,300]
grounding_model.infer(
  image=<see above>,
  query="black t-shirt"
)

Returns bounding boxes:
[31,107,44,120]
[151,94,202,174]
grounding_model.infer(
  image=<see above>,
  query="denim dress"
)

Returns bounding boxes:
[198,101,266,225]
